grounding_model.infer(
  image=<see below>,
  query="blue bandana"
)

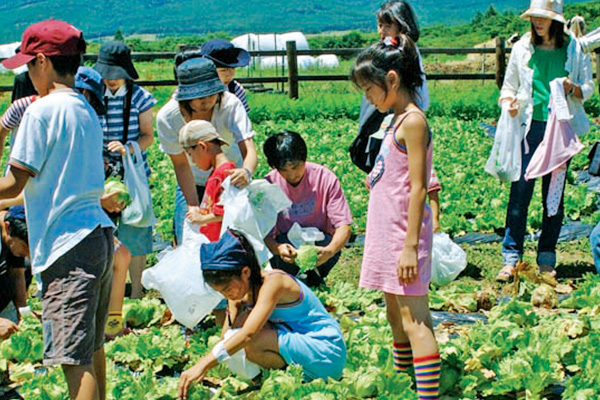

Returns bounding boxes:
[200,230,247,270]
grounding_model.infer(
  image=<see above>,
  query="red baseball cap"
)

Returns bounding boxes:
[2,19,83,69]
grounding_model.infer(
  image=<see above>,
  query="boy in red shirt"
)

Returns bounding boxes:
[179,120,234,242]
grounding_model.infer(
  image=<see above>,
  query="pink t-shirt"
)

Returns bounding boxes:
[265,162,353,236]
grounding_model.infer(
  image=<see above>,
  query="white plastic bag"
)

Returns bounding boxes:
[484,106,524,182]
[222,328,261,379]
[141,221,223,328]
[121,142,157,227]
[431,232,467,287]
[287,222,325,249]
[220,178,292,265]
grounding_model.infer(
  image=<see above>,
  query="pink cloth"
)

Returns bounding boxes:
[525,82,584,216]
[525,98,584,180]
[360,111,433,296]
[265,162,353,236]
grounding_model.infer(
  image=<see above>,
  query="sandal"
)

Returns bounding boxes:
[496,265,515,283]
[538,264,557,277]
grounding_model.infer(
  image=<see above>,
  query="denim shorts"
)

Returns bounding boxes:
[41,226,114,366]
[117,222,152,256]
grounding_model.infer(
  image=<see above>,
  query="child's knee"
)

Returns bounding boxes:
[113,245,131,273]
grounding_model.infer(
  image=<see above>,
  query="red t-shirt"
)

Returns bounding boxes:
[200,161,235,241]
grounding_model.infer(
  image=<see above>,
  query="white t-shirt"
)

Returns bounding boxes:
[9,89,114,274]
[157,91,255,185]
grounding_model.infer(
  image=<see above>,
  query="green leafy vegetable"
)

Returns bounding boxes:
[104,178,132,207]
[296,245,319,273]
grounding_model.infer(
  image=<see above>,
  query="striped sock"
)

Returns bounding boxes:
[392,342,413,373]
[414,353,441,400]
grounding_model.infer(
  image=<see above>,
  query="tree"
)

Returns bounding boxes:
[114,29,124,42]
[483,5,498,19]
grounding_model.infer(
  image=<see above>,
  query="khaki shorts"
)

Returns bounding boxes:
[41,226,114,366]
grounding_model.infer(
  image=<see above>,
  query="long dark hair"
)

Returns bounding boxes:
[531,20,566,48]
[202,229,263,301]
[351,34,423,101]
[376,0,420,43]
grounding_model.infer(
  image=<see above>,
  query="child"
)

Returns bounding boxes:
[200,38,251,113]
[351,35,440,399]
[0,206,29,324]
[263,130,353,287]
[177,229,346,399]
[179,120,234,242]
[94,41,157,300]
[157,53,257,246]
[73,65,131,338]
[1,19,114,400]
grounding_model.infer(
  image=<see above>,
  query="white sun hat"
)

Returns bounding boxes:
[521,0,566,24]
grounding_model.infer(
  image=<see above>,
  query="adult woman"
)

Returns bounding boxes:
[177,230,346,399]
[157,52,257,245]
[496,0,593,281]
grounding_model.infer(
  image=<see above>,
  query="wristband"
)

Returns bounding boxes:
[243,167,253,179]
[212,341,231,363]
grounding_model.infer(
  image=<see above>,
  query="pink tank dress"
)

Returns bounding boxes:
[359,111,433,296]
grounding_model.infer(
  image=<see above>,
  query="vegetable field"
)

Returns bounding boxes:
[1,75,600,399]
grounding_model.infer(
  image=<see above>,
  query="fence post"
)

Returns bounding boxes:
[596,51,600,95]
[495,37,506,89]
[286,41,299,99]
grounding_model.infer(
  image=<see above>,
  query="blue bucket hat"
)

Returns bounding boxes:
[175,57,226,102]
[7,205,26,222]
[200,39,250,69]
[200,230,248,271]
[75,66,106,114]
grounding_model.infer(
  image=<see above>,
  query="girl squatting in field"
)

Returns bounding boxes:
[177,229,346,399]
[351,35,440,399]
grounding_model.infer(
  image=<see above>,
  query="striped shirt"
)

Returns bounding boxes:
[100,84,156,176]
[1,95,37,131]
[228,80,249,114]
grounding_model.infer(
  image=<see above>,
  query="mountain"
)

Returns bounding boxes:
[0,0,596,41]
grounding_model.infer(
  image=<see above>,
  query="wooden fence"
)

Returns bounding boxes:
[2,38,599,99]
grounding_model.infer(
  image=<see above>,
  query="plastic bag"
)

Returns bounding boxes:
[431,232,467,287]
[287,222,325,249]
[222,328,261,379]
[484,106,524,182]
[220,178,292,265]
[121,142,157,227]
[141,221,223,328]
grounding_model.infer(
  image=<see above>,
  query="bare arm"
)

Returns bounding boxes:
[0,168,30,200]
[428,190,441,232]
[0,192,24,210]
[316,224,351,266]
[228,138,258,187]
[397,114,429,283]
[137,108,154,151]
[11,268,27,308]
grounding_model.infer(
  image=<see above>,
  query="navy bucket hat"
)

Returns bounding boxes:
[175,57,226,101]
[75,66,106,114]
[200,230,248,271]
[200,39,250,69]
[94,41,139,80]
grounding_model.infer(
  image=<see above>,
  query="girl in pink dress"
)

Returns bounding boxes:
[351,34,440,400]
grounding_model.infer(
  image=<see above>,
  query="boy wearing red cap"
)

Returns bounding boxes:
[0,19,114,400]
